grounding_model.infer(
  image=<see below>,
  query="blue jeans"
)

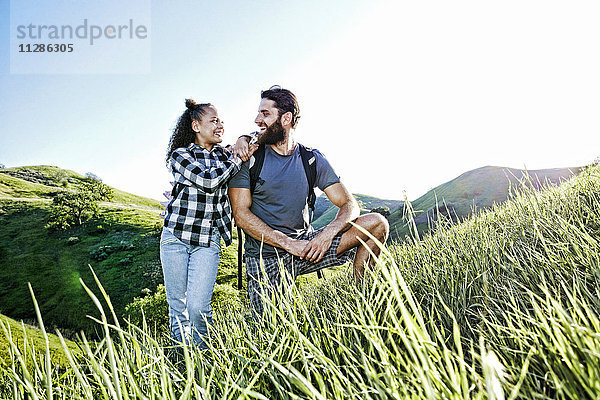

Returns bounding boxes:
[160,227,221,348]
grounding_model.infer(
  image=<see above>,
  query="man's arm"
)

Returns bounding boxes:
[228,187,309,256]
[302,182,360,262]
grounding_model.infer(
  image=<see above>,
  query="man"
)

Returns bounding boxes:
[229,85,389,314]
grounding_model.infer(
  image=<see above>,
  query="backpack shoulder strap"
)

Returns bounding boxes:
[298,144,324,279]
[298,143,317,215]
[249,144,266,194]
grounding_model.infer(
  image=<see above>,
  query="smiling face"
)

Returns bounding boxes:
[255,98,287,145]
[191,105,224,151]
[254,99,279,133]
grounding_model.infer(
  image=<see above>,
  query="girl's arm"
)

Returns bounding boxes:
[171,149,242,193]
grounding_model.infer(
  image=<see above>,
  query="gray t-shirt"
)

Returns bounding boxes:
[229,144,340,257]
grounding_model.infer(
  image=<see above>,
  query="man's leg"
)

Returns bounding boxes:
[246,254,290,316]
[336,213,389,279]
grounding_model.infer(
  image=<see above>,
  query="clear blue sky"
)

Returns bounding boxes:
[1,0,599,202]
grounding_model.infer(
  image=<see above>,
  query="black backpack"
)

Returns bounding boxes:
[236,143,322,289]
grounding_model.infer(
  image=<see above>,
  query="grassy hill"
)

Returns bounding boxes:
[0,166,245,335]
[0,312,79,372]
[312,193,403,229]
[0,166,161,208]
[0,164,583,336]
[2,164,599,398]
[389,165,581,239]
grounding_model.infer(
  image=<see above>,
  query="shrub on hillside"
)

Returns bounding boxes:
[53,170,69,187]
[66,236,79,245]
[116,240,134,251]
[90,224,107,235]
[123,282,243,335]
[84,172,101,181]
[140,261,163,286]
[124,284,169,333]
[371,206,390,218]
[118,254,134,265]
[212,283,243,310]
[89,245,113,261]
[46,177,113,230]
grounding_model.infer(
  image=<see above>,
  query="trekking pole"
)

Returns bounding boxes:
[237,226,244,289]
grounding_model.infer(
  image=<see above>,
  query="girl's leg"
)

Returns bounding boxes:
[160,228,191,343]
[187,228,221,349]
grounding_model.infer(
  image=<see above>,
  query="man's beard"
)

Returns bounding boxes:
[257,119,286,145]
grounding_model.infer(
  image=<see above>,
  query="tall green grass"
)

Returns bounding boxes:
[1,165,599,399]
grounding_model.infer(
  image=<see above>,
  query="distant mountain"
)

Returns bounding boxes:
[312,193,404,229]
[389,165,582,239]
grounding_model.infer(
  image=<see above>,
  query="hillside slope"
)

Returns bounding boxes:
[0,312,79,372]
[0,166,244,334]
[0,198,164,333]
[5,165,598,398]
[0,166,161,208]
[312,193,403,229]
[389,165,581,239]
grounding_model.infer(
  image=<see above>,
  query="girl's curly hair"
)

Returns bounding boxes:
[165,99,213,166]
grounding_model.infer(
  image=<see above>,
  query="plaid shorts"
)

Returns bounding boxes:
[244,227,356,315]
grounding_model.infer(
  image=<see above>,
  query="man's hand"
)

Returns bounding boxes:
[302,230,336,262]
[232,136,258,162]
[285,239,310,257]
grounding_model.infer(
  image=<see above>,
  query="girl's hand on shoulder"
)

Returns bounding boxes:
[232,136,251,161]
[233,139,259,162]
[246,143,259,158]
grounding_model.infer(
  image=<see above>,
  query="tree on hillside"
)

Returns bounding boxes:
[84,172,101,181]
[371,206,390,218]
[46,177,113,230]
[54,169,69,187]
[0,162,5,169]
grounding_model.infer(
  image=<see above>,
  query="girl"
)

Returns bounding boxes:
[161,99,254,348]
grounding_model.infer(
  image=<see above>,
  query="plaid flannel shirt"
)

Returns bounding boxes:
[163,143,242,247]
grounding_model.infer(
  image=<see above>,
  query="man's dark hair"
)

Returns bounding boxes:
[261,85,301,128]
